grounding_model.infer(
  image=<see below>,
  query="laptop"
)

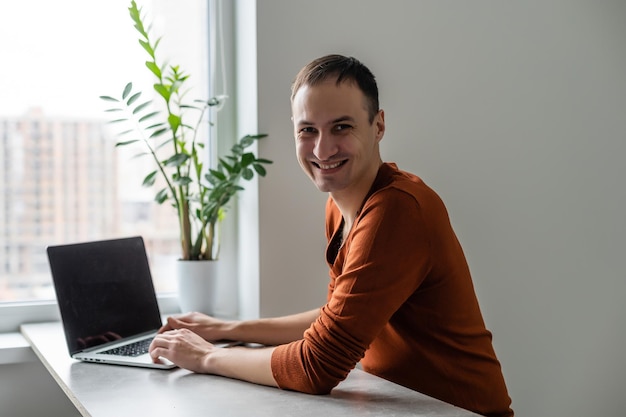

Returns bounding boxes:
[47,236,176,369]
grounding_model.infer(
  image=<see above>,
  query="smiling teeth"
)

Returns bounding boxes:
[319,161,342,170]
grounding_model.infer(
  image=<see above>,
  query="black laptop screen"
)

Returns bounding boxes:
[47,236,163,355]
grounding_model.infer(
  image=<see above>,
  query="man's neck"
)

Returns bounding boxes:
[330,162,382,226]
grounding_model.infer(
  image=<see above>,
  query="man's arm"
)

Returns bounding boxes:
[149,308,320,386]
[207,345,277,387]
[159,308,320,346]
[227,308,321,345]
[149,328,278,387]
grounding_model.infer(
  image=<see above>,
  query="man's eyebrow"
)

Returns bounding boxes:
[296,116,356,126]
[331,116,356,124]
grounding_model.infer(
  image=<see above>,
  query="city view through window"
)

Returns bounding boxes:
[0,0,210,302]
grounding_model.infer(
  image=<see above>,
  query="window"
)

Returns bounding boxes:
[0,0,210,303]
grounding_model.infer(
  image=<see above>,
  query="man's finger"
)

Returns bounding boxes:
[167,316,183,329]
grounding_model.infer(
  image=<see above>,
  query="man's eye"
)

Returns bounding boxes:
[333,124,353,132]
[299,127,317,134]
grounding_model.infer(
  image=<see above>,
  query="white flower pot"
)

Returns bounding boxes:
[176,260,217,315]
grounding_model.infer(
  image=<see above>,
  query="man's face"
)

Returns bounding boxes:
[291,79,385,195]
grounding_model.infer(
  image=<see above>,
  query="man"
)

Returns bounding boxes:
[149,54,514,417]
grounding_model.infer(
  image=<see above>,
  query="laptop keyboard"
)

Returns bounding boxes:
[101,338,153,357]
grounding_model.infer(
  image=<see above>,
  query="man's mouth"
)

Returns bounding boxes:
[313,160,347,170]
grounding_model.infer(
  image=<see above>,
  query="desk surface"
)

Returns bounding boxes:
[21,322,478,417]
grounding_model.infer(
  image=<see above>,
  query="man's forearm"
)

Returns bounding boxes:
[228,308,320,346]
[206,345,278,387]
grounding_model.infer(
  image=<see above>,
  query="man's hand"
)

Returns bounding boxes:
[158,312,232,341]
[149,328,217,373]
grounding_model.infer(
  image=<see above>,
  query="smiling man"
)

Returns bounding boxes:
[149,54,513,417]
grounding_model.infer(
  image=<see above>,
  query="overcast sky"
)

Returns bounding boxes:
[0,0,153,119]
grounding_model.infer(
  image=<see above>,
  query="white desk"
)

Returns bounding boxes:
[21,322,478,417]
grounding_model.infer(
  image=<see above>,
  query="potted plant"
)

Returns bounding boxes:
[100,1,272,313]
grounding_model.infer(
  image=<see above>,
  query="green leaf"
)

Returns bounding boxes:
[146,122,165,130]
[164,153,189,167]
[248,134,268,140]
[122,83,133,99]
[240,136,254,148]
[253,164,267,176]
[255,158,273,164]
[168,114,181,133]
[173,176,193,186]
[241,152,255,167]
[138,39,154,57]
[104,108,123,113]
[154,83,170,101]
[219,158,234,173]
[195,161,204,177]
[176,140,188,153]
[138,111,159,123]
[127,92,141,106]
[115,140,140,147]
[242,168,254,180]
[149,128,168,138]
[180,104,201,110]
[155,188,169,204]
[208,169,226,181]
[142,171,158,187]
[100,96,119,102]
[146,62,162,79]
[133,100,152,114]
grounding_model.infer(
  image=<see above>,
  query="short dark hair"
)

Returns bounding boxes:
[291,54,380,123]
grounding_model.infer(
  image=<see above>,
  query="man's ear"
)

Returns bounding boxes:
[375,109,385,142]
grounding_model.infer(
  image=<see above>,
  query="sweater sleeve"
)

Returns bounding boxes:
[272,188,432,393]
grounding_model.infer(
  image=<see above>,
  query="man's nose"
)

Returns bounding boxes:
[313,132,338,161]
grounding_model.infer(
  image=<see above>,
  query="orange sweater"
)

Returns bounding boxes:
[271,163,513,417]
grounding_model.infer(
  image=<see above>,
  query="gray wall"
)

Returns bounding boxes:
[252,1,626,416]
[0,360,81,417]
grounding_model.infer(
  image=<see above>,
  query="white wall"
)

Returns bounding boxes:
[250,1,626,416]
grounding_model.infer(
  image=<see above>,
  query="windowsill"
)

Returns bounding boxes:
[0,294,181,365]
